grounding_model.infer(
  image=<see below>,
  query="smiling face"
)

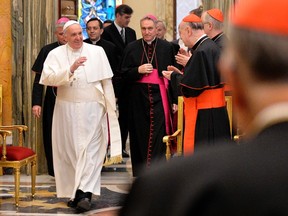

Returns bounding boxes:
[141,19,157,43]
[64,24,83,49]
[86,20,103,41]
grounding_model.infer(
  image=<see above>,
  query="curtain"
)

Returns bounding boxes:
[202,0,236,17]
[12,0,58,174]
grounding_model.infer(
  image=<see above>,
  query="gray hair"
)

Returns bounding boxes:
[187,21,203,30]
[203,12,223,31]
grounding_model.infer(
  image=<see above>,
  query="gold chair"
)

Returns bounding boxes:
[225,95,233,137]
[163,96,184,160]
[0,125,37,206]
[163,95,234,160]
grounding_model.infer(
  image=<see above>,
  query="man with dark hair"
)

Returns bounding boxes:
[120,0,288,215]
[102,4,137,158]
[84,17,118,76]
[32,17,69,177]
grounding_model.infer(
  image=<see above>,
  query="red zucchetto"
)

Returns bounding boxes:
[183,14,202,23]
[231,0,288,36]
[207,8,224,22]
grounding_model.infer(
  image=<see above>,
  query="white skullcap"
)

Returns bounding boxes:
[63,20,79,32]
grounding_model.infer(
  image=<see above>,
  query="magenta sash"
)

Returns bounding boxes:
[137,69,171,134]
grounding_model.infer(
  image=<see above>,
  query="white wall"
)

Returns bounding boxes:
[176,0,201,37]
[123,0,156,39]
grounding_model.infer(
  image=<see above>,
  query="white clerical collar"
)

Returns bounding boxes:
[91,38,100,44]
[194,34,207,45]
[144,37,157,45]
[246,103,288,138]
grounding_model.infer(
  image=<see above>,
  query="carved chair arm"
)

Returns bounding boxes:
[0,125,28,147]
[163,129,181,143]
[0,129,12,161]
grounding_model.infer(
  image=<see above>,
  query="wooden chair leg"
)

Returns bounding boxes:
[14,168,20,207]
[165,141,171,160]
[31,160,36,198]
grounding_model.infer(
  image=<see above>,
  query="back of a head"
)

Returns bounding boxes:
[189,5,203,17]
[104,19,113,24]
[182,13,203,30]
[204,8,224,31]
[229,0,288,82]
[116,4,133,16]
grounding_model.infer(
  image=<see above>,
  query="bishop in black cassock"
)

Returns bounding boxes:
[121,16,177,176]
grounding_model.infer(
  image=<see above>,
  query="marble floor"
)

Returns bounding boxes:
[0,159,134,216]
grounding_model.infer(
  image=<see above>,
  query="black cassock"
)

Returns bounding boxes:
[32,42,59,176]
[171,36,231,152]
[121,38,177,176]
[212,32,228,50]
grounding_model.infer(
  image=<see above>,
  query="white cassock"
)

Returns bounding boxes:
[40,43,122,199]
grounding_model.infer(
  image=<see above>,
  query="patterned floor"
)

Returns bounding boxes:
[0,159,133,216]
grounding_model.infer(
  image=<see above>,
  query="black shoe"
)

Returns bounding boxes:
[67,199,77,208]
[76,197,91,212]
[122,150,129,157]
[67,189,85,208]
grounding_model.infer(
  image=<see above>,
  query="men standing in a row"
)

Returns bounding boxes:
[32,17,70,177]
[120,1,288,215]
[121,15,177,176]
[163,14,231,155]
[84,17,118,75]
[202,8,234,132]
[102,4,137,157]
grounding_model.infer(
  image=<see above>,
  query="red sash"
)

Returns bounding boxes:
[137,69,171,134]
[184,88,225,155]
